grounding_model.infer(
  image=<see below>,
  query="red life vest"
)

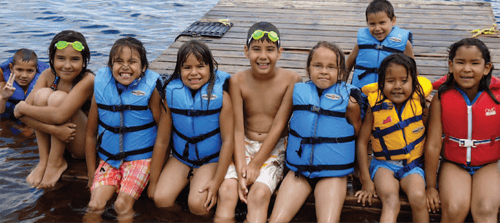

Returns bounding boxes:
[441,82,500,166]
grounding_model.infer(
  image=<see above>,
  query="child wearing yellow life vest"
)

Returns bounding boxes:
[356,53,432,223]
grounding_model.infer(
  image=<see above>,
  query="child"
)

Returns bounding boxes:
[214,21,301,223]
[14,30,94,189]
[85,37,168,219]
[150,40,234,217]
[0,49,49,119]
[346,0,414,89]
[269,41,362,223]
[425,38,500,222]
[356,53,432,222]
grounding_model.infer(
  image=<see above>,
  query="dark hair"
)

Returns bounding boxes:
[12,48,39,73]
[246,21,281,48]
[164,40,218,108]
[366,0,395,21]
[437,38,498,104]
[306,41,347,83]
[48,30,91,83]
[107,37,148,75]
[377,53,426,113]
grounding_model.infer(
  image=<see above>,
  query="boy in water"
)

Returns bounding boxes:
[346,0,414,89]
[0,49,48,119]
[214,22,301,223]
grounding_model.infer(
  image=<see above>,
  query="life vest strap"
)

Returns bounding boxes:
[448,136,500,147]
[293,105,345,117]
[371,102,394,113]
[172,147,220,168]
[354,65,378,80]
[372,115,422,138]
[170,107,221,117]
[358,44,403,54]
[97,103,149,112]
[289,128,355,158]
[394,157,423,180]
[373,134,425,158]
[7,98,21,105]
[98,145,154,161]
[287,160,355,174]
[173,126,220,161]
[99,120,156,134]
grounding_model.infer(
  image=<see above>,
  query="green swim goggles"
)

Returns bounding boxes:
[55,41,85,51]
[251,30,279,43]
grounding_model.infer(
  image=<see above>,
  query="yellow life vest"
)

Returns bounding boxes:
[362,76,432,165]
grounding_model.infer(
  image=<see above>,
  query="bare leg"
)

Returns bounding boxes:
[114,192,137,223]
[373,167,400,223]
[269,171,312,223]
[26,88,53,187]
[153,157,190,207]
[85,185,117,223]
[400,173,428,223]
[315,176,347,223]
[439,161,471,223]
[214,178,239,223]
[187,162,217,216]
[246,182,272,223]
[471,162,500,223]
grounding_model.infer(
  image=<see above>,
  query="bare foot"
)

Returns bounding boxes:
[37,159,68,188]
[83,208,103,223]
[26,162,47,188]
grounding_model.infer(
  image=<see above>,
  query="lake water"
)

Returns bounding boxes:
[0,0,499,222]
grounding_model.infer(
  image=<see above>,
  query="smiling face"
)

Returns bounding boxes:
[383,63,413,110]
[244,39,282,77]
[9,59,37,87]
[180,53,211,90]
[111,46,145,86]
[367,12,396,42]
[449,45,492,98]
[308,47,339,90]
[53,46,84,82]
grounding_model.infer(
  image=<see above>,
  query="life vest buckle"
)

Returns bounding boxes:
[376,44,384,50]
[459,139,476,148]
[311,105,320,113]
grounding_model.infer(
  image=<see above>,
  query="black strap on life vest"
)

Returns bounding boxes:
[7,98,21,105]
[170,107,221,116]
[289,128,355,158]
[286,160,355,177]
[354,65,378,81]
[97,103,149,112]
[358,44,403,54]
[172,126,220,166]
[172,147,220,169]
[292,105,345,117]
[98,145,154,161]
[98,120,156,134]
[371,102,394,113]
[394,157,423,180]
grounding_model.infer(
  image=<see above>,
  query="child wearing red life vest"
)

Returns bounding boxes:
[425,38,500,222]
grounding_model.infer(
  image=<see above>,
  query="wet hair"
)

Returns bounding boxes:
[164,40,218,108]
[48,30,91,83]
[376,53,426,113]
[12,48,39,73]
[306,41,347,83]
[107,37,149,76]
[246,21,281,48]
[365,0,395,21]
[437,38,499,104]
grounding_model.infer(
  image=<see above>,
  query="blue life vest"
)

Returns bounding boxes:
[94,67,160,169]
[166,70,230,168]
[0,57,48,119]
[351,26,412,89]
[286,82,359,178]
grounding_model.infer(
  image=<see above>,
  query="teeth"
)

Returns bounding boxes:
[121,73,131,77]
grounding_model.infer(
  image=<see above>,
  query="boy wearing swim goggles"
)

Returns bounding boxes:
[215,22,301,223]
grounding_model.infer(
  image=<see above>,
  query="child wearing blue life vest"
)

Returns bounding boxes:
[84,37,168,220]
[425,38,500,222]
[356,53,431,222]
[0,49,48,120]
[149,40,234,217]
[346,0,415,90]
[14,31,94,189]
[269,41,363,223]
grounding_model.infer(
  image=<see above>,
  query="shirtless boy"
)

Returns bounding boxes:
[214,22,301,223]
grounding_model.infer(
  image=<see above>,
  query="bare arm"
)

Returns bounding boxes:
[0,69,10,114]
[16,72,94,124]
[229,74,247,176]
[403,40,415,59]
[424,95,443,189]
[354,107,377,205]
[148,90,172,199]
[85,96,98,188]
[346,44,359,75]
[346,96,362,137]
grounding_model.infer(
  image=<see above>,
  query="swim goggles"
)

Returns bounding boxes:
[55,41,85,51]
[250,29,279,42]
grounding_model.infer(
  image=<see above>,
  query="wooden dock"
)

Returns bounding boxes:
[61,0,500,221]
